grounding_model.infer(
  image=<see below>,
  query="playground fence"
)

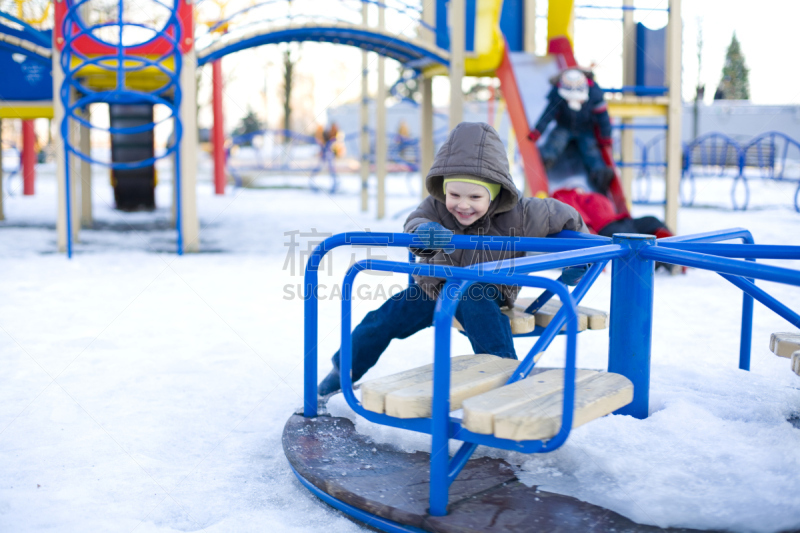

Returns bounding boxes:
[625,131,800,212]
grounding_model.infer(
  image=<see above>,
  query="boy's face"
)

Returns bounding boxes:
[445,181,491,226]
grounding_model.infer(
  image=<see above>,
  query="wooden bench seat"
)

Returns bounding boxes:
[769,333,800,377]
[452,298,608,336]
[361,354,525,419]
[769,332,800,358]
[462,369,633,441]
[514,297,609,331]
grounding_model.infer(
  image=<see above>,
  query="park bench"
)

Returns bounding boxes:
[769,332,800,377]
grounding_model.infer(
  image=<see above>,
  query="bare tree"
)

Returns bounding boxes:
[279,44,300,142]
[693,17,704,139]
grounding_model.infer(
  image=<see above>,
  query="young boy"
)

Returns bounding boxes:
[318,122,588,396]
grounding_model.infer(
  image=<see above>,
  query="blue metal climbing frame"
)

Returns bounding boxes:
[194,0,446,68]
[58,0,185,257]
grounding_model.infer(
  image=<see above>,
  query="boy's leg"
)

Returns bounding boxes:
[330,285,437,383]
[454,284,516,360]
[576,133,614,193]
[538,127,571,169]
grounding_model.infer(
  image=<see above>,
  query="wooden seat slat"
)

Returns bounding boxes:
[361,354,524,419]
[384,357,520,419]
[361,354,490,414]
[462,369,597,434]
[460,371,632,442]
[493,372,633,441]
[514,297,608,331]
[453,297,607,336]
[452,308,551,335]
[769,332,800,358]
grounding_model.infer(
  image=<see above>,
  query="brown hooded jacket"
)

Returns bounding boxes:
[404,122,588,305]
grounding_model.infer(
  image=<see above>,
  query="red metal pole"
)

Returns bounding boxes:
[212,59,226,195]
[22,119,36,195]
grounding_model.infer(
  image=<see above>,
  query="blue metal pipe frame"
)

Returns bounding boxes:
[303,230,606,417]
[659,228,757,369]
[608,234,655,418]
[338,259,582,515]
[198,27,448,67]
[300,230,800,518]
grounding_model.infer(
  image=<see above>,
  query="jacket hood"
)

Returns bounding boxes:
[425,122,520,217]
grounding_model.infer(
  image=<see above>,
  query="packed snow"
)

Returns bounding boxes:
[1,163,799,532]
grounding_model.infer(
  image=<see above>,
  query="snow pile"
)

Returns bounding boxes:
[1,168,799,532]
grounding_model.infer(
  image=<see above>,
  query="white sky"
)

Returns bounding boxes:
[203,0,800,133]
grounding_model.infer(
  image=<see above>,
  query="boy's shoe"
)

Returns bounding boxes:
[318,367,342,397]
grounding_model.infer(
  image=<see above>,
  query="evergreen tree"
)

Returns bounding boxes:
[714,33,750,100]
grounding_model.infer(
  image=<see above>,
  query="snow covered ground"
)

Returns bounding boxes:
[1,165,799,532]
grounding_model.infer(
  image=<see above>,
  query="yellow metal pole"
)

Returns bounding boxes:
[665,0,682,232]
[419,0,435,197]
[70,106,80,240]
[547,0,575,47]
[360,2,370,211]
[449,0,465,129]
[180,47,201,252]
[0,119,3,221]
[376,2,387,219]
[53,47,68,252]
[620,0,635,210]
[80,109,93,227]
[524,0,536,55]
[420,79,433,198]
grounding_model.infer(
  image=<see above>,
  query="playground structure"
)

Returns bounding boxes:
[203,0,682,226]
[51,0,198,256]
[289,228,800,530]
[0,0,684,254]
[0,3,53,220]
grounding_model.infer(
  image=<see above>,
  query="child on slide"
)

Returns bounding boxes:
[318,122,589,396]
[528,68,615,194]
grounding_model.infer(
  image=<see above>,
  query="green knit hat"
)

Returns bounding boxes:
[442,175,502,201]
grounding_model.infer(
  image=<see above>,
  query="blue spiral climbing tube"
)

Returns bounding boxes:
[58,0,184,257]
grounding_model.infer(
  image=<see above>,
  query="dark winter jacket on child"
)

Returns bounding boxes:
[404,122,588,306]
[533,80,611,139]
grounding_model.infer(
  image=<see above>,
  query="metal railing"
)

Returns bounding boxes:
[300,229,800,516]
[627,131,800,211]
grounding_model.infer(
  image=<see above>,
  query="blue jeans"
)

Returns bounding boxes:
[540,127,606,174]
[331,284,516,382]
